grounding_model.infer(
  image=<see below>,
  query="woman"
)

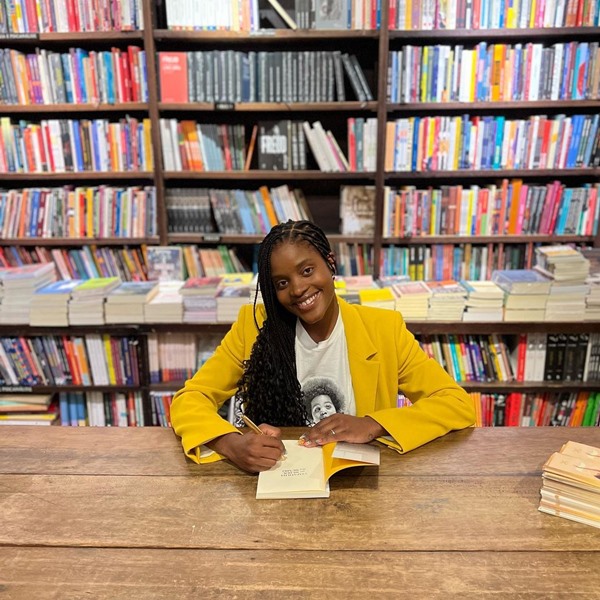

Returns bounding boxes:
[171,220,475,472]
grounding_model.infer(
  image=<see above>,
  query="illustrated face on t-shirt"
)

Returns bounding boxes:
[310,394,337,422]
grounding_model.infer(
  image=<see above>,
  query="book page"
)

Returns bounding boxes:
[256,440,329,499]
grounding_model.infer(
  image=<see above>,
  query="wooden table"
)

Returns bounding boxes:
[1,426,599,599]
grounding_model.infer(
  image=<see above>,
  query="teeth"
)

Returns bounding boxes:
[298,292,318,308]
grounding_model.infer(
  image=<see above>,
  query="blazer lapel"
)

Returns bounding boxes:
[338,299,380,415]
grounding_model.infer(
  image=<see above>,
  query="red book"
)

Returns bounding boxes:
[585,187,598,235]
[127,46,140,101]
[158,52,188,103]
[347,117,356,171]
[120,52,132,102]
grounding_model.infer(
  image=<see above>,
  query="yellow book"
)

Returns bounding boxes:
[102,334,117,385]
[256,441,380,499]
[143,118,153,171]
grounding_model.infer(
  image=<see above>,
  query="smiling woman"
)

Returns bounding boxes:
[170,220,476,473]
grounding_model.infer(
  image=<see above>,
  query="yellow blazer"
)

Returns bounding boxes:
[170,298,475,463]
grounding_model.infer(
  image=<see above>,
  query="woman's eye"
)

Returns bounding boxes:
[276,281,287,290]
[303,267,314,276]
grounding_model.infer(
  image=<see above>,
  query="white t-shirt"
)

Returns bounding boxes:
[295,311,356,425]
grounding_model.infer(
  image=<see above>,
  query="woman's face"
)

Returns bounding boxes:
[310,394,337,422]
[269,240,338,342]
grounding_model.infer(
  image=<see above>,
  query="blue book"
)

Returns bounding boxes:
[555,188,573,234]
[566,115,584,168]
[61,54,73,103]
[68,393,79,426]
[582,113,599,167]
[76,392,87,425]
[70,121,85,172]
[104,52,115,104]
[91,120,102,171]
[28,190,40,237]
[59,393,70,426]
[35,279,82,296]
[75,48,88,103]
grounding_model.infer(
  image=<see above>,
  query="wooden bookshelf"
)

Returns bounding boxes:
[0,0,599,426]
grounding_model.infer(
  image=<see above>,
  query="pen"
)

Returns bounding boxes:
[241,415,287,460]
[241,414,264,435]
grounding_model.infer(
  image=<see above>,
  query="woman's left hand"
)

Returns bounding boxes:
[299,415,386,447]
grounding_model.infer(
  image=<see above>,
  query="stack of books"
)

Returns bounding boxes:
[390,280,431,320]
[216,273,254,323]
[30,279,83,326]
[105,281,160,324]
[0,394,58,426]
[425,280,467,321]
[0,263,57,324]
[535,246,590,322]
[68,277,121,325]
[460,280,505,322]
[491,269,552,322]
[144,281,184,323]
[180,277,221,323]
[539,440,600,530]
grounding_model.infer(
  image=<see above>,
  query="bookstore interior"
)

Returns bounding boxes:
[0,0,599,434]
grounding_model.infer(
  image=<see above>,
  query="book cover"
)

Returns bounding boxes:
[258,120,291,171]
[491,269,552,294]
[158,52,188,103]
[256,441,380,499]
[340,185,376,235]
[146,246,185,281]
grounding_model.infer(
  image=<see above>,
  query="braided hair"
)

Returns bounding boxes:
[236,220,336,426]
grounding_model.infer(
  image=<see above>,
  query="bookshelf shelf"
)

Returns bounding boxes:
[388,27,600,41]
[0,103,150,114]
[0,384,142,394]
[0,237,160,246]
[0,31,145,44]
[159,102,378,112]
[406,322,600,335]
[382,235,597,245]
[167,233,376,245]
[384,168,600,180]
[387,100,600,113]
[153,30,380,42]
[462,381,600,393]
[163,171,377,181]
[1,172,155,181]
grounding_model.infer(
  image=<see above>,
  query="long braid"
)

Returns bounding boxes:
[236,220,336,425]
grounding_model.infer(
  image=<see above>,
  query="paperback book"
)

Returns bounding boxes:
[256,441,380,499]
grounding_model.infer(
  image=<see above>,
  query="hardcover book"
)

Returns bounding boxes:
[340,185,376,235]
[256,441,380,499]
[258,121,291,170]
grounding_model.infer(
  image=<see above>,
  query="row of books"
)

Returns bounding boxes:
[0,243,249,281]
[388,41,600,104]
[163,0,380,31]
[0,0,142,33]
[165,185,312,235]
[59,391,146,427]
[513,332,600,383]
[0,334,141,386]
[389,0,600,30]
[0,117,154,174]
[380,243,532,281]
[147,331,223,383]
[1,46,148,106]
[382,181,600,238]
[420,333,515,382]
[473,391,600,428]
[159,50,372,103]
[0,186,157,240]
[384,113,600,172]
[160,120,246,172]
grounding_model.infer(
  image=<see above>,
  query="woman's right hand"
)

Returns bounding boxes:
[207,430,286,473]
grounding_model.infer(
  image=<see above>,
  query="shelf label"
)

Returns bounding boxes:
[214,102,235,111]
[203,233,221,242]
[0,33,38,39]
[0,386,33,392]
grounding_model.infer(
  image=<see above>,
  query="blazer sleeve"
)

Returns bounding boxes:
[367,314,476,453]
[170,305,256,463]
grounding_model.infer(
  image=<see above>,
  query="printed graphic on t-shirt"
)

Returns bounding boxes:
[302,376,348,425]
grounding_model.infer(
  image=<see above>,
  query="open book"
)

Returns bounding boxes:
[256,441,380,499]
